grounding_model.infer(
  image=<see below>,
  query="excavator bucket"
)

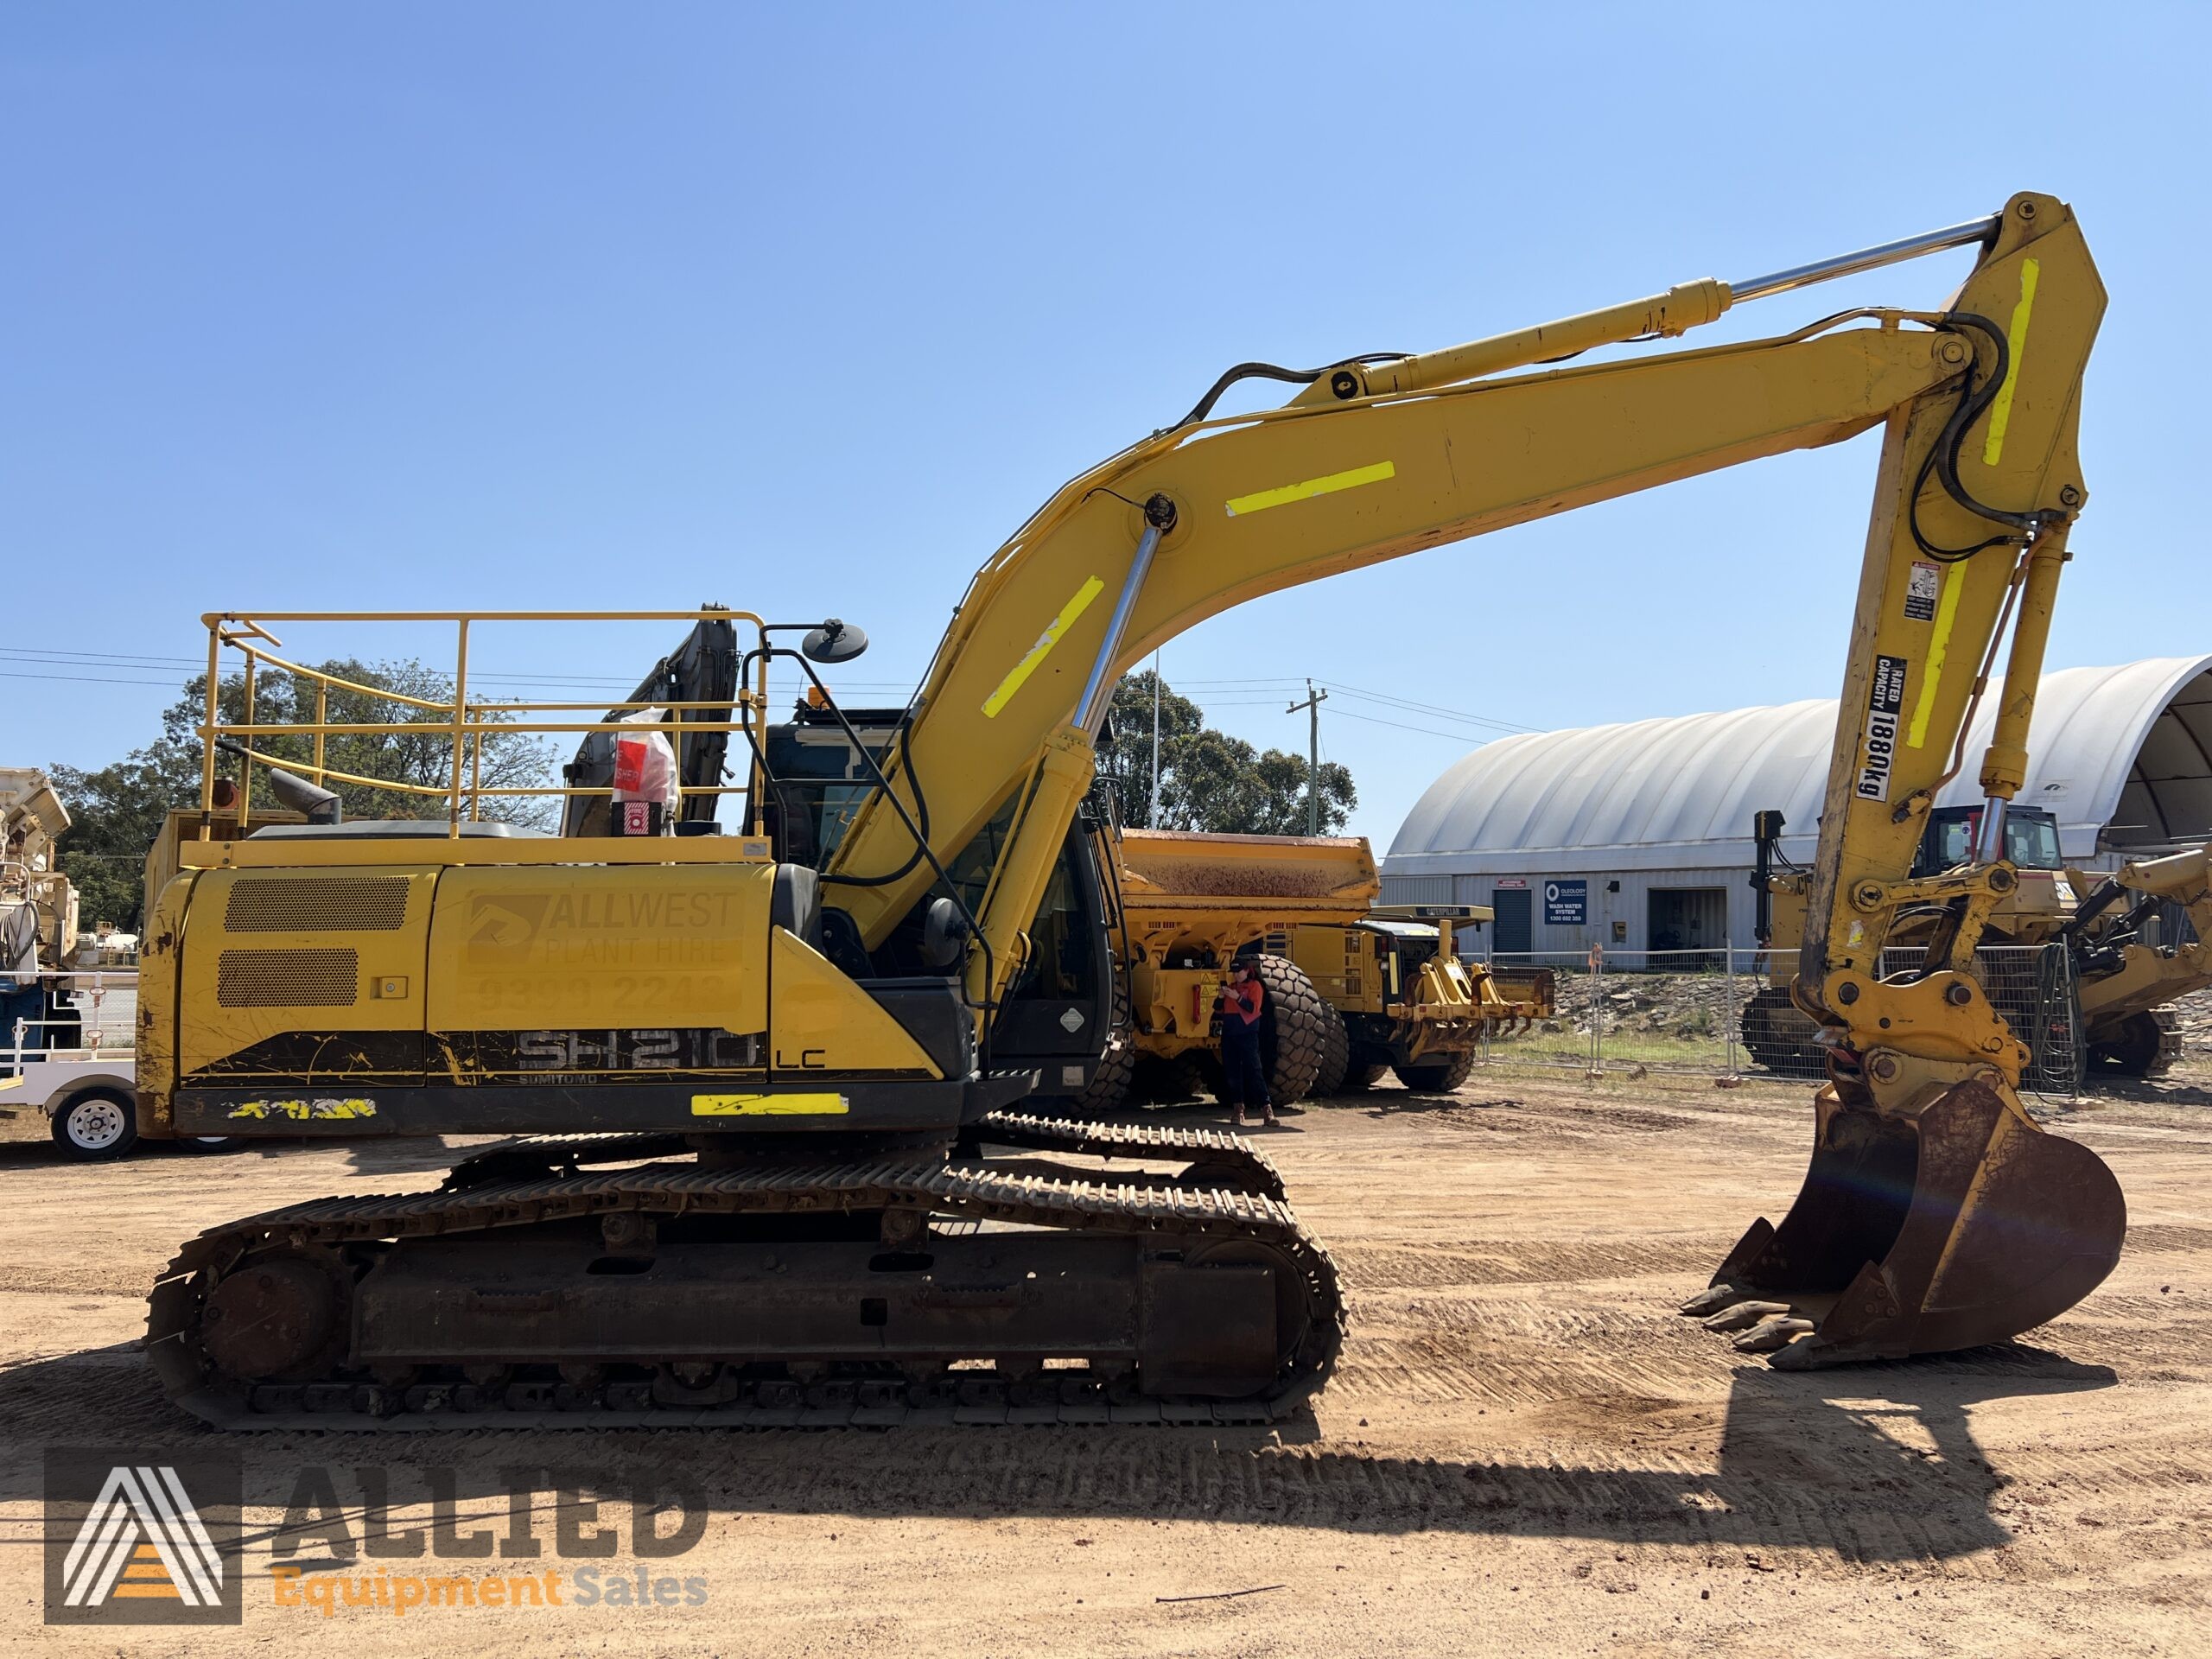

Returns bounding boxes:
[1695,1081,2124,1366]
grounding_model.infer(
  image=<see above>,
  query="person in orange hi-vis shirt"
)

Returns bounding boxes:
[1217,953,1275,1128]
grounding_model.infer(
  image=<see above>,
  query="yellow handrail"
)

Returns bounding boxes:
[197,607,777,839]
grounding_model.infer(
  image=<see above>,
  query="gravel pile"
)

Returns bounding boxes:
[1535,971,1746,1040]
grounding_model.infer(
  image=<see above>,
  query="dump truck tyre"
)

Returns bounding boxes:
[1254,955,1328,1104]
[1071,981,1138,1114]
[2087,1008,2182,1078]
[1740,985,1824,1079]
[1339,1049,1389,1091]
[1164,1051,1217,1104]
[1313,1007,1352,1096]
[1393,1051,1475,1094]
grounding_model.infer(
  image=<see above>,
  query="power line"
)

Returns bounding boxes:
[1328,707,1487,743]
[0,669,181,687]
[1324,682,1538,733]
[1169,673,1536,734]
[0,646,200,668]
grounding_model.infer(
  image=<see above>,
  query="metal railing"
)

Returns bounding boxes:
[1466,944,2198,1097]
[2,967,137,1068]
[194,609,772,836]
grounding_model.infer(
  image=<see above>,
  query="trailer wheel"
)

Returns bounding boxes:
[1312,1007,1352,1096]
[1253,955,1328,1104]
[1393,1050,1475,1094]
[51,1087,139,1162]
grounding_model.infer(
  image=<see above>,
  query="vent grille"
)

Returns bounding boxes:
[226,877,410,933]
[217,948,359,1007]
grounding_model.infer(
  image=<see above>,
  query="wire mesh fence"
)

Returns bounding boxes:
[1470,944,2203,1096]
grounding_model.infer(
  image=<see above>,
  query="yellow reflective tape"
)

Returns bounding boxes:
[226,1097,378,1120]
[1224,460,1395,518]
[1906,562,1967,749]
[1980,257,2039,467]
[981,575,1105,718]
[690,1092,849,1116]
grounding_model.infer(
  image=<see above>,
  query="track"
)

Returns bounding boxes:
[145,1122,1340,1432]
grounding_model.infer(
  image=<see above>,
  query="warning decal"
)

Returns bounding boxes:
[1856,655,1909,803]
[1904,561,1942,622]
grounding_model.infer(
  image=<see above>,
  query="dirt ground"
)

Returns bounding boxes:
[1,1067,2207,1656]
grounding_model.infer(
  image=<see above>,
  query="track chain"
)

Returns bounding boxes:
[963,1109,1287,1199]
[148,1152,1343,1432]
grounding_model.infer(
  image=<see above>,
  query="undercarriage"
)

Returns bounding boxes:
[146,1113,1343,1430]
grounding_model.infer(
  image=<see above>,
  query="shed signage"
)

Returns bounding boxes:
[1543,879,1587,925]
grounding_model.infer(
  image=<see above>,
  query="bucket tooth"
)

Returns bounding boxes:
[1700,1300,1793,1332]
[1702,1081,2125,1365]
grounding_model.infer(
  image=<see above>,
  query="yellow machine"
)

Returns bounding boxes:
[2059,846,2210,1070]
[143,193,2125,1427]
[1084,827,1361,1109]
[1746,806,2209,1077]
[1066,830,1539,1111]
[1289,905,1549,1096]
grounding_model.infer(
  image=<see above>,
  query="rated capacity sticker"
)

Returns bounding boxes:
[1855,655,1909,802]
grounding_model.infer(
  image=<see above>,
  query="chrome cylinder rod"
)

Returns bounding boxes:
[1074,495,1177,737]
[1730,215,2003,304]
[1976,795,2012,865]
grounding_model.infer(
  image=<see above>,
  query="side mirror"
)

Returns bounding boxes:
[801,620,868,664]
[920,897,970,974]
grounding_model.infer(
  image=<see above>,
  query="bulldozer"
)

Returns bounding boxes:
[1060,829,1544,1114]
[138,192,2127,1426]
[1745,805,2208,1078]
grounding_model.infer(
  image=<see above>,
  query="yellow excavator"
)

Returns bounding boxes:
[140,191,2123,1425]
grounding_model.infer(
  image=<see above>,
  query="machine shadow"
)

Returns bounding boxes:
[0,1342,2113,1564]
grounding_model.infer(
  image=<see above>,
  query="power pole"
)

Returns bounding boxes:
[1149,652,1162,829]
[1287,678,1327,835]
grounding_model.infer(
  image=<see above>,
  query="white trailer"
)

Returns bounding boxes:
[3,970,235,1160]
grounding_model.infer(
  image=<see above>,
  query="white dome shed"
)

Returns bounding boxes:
[1382,656,2212,958]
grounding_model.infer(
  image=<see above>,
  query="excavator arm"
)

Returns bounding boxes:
[826,190,2122,1365]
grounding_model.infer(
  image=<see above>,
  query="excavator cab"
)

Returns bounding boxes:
[757,701,1118,1096]
[1913,804,2064,878]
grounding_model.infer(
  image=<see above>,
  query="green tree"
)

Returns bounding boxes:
[48,660,556,930]
[1092,670,1356,835]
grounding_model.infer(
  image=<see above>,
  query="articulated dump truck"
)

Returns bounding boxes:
[1069,829,1546,1113]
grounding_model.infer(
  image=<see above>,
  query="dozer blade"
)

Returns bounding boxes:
[1697,1080,2124,1367]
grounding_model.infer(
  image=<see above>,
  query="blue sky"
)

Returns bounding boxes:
[5,4,2204,847]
